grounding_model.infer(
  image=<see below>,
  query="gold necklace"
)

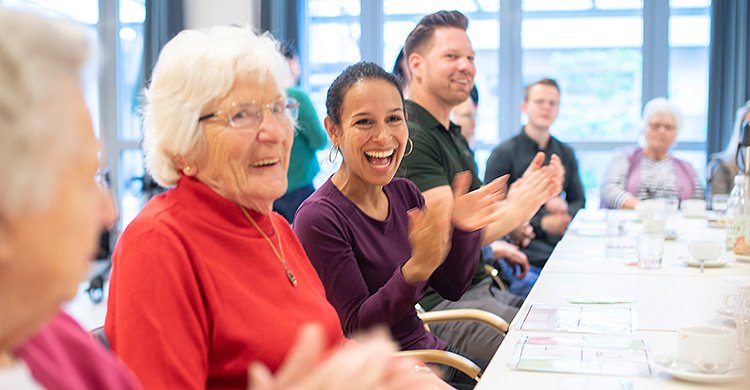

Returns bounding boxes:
[239,206,297,286]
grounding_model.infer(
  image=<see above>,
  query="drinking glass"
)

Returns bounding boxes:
[636,234,664,270]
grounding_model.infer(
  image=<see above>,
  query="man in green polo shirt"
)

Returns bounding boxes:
[397,10,564,362]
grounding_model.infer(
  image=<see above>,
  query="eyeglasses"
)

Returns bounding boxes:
[648,122,676,132]
[198,97,299,129]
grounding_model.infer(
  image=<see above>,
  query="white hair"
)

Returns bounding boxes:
[642,97,683,132]
[718,99,750,163]
[142,25,292,187]
[0,9,89,217]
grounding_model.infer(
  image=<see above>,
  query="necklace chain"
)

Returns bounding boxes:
[239,206,297,286]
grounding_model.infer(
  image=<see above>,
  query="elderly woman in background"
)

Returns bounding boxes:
[600,97,704,209]
[707,99,750,195]
[0,9,139,389]
[105,25,450,390]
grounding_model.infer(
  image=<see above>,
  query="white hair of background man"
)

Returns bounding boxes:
[141,24,293,187]
[0,8,89,217]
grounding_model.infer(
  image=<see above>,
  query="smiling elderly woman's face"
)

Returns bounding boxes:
[189,73,293,214]
[644,112,677,157]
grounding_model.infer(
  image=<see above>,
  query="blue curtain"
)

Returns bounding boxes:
[707,0,750,155]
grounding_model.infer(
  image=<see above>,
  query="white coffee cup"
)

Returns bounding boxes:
[636,199,663,220]
[690,240,722,261]
[677,325,736,372]
[681,199,707,217]
[643,218,666,235]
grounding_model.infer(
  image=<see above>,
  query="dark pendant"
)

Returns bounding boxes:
[287,270,297,286]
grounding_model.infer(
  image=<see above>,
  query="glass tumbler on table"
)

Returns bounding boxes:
[636,234,664,270]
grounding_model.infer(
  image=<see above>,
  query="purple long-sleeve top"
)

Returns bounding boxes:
[294,177,481,351]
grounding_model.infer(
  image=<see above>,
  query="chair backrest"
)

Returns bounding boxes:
[90,326,110,350]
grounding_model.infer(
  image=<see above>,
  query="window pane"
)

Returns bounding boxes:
[520,4,644,197]
[118,21,145,141]
[119,149,145,230]
[522,9,644,142]
[309,0,360,16]
[669,7,710,144]
[307,21,361,109]
[384,0,479,14]
[120,0,145,23]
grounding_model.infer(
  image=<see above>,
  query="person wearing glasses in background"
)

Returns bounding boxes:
[484,78,585,269]
[600,97,704,209]
[105,25,452,390]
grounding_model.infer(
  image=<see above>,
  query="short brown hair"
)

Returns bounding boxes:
[524,78,560,102]
[404,10,468,58]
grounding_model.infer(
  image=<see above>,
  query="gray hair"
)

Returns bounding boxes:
[642,97,683,132]
[0,9,89,217]
[718,99,750,163]
[142,25,292,187]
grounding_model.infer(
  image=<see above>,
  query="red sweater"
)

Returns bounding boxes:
[105,176,344,389]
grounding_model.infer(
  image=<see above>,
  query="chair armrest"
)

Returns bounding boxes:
[393,349,481,382]
[484,264,507,291]
[418,308,509,334]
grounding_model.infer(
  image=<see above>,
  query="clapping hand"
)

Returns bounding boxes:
[402,191,453,284]
[450,171,508,232]
[508,152,563,220]
[248,324,451,390]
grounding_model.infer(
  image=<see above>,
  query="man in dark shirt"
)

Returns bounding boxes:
[396,10,563,362]
[484,78,586,268]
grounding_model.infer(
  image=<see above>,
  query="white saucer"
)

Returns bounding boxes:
[572,228,606,237]
[679,256,729,268]
[735,254,750,263]
[716,307,735,319]
[652,355,747,384]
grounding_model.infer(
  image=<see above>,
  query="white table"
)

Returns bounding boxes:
[475,209,750,389]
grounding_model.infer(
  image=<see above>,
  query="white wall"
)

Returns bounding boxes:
[183,0,259,29]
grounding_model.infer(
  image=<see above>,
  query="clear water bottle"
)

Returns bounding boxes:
[726,175,748,250]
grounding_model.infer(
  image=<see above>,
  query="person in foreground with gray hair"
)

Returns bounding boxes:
[0,8,139,389]
[600,97,704,209]
[104,24,452,390]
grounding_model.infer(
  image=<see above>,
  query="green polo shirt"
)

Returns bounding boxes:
[397,100,487,311]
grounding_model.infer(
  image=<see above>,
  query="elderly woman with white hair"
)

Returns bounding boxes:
[0,8,139,389]
[600,97,705,209]
[104,25,451,390]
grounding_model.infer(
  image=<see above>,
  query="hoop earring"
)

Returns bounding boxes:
[328,144,339,162]
[404,138,414,157]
